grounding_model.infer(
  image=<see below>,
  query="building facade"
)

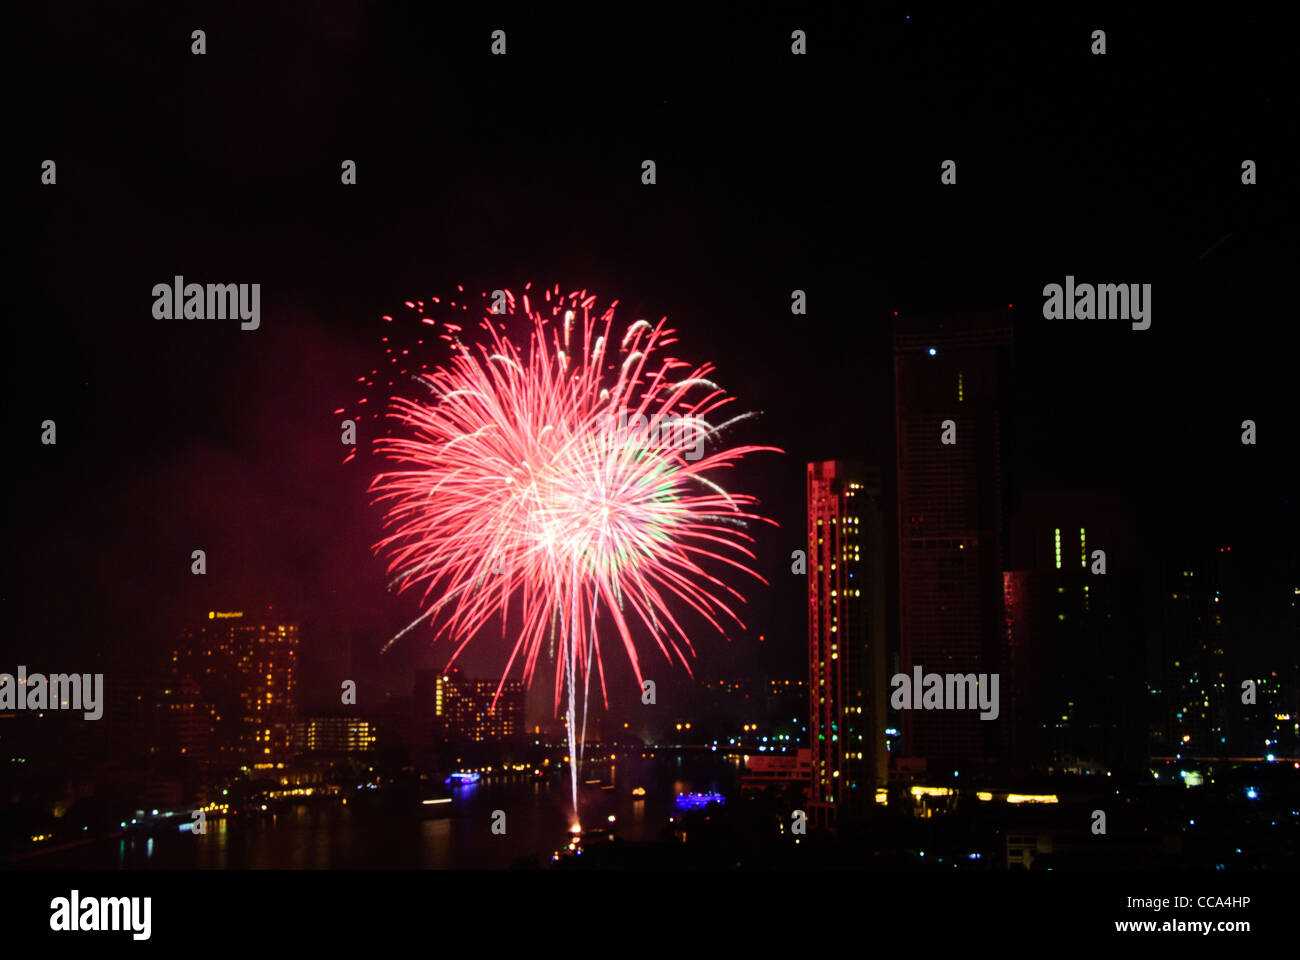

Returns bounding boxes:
[1004,491,1143,774]
[415,668,525,743]
[893,313,1012,775]
[166,611,299,768]
[807,461,887,826]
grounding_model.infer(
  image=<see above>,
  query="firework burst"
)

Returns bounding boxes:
[357,283,779,817]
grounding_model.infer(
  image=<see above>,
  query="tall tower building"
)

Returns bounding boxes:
[893,313,1012,775]
[168,610,300,768]
[1004,491,1142,774]
[1153,546,1243,760]
[807,461,887,827]
[419,669,525,743]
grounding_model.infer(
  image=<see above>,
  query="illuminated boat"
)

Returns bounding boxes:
[420,795,454,816]
[672,791,725,812]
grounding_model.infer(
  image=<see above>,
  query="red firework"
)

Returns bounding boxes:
[360,284,780,717]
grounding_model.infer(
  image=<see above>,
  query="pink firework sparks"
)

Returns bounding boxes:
[359,284,779,815]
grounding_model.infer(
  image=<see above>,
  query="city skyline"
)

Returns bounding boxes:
[6,6,1296,921]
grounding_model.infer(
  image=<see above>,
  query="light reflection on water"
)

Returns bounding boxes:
[31,755,737,870]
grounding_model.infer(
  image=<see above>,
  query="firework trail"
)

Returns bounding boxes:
[351,283,779,822]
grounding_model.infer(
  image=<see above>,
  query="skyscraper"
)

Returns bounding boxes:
[416,668,525,743]
[1004,490,1142,773]
[893,313,1012,775]
[167,610,300,768]
[807,461,887,827]
[1153,546,1241,759]
[293,715,379,754]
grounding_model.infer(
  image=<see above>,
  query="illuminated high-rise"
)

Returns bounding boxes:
[167,610,300,767]
[893,313,1012,775]
[1154,545,1242,759]
[293,715,379,754]
[416,668,525,743]
[1004,490,1142,773]
[806,461,887,827]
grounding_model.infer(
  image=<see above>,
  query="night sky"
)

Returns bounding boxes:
[10,4,1296,713]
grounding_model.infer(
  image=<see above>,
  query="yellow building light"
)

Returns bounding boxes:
[910,786,953,798]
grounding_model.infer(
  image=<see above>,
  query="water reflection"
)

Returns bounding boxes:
[29,755,738,869]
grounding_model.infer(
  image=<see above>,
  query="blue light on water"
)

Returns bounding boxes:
[673,792,725,811]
